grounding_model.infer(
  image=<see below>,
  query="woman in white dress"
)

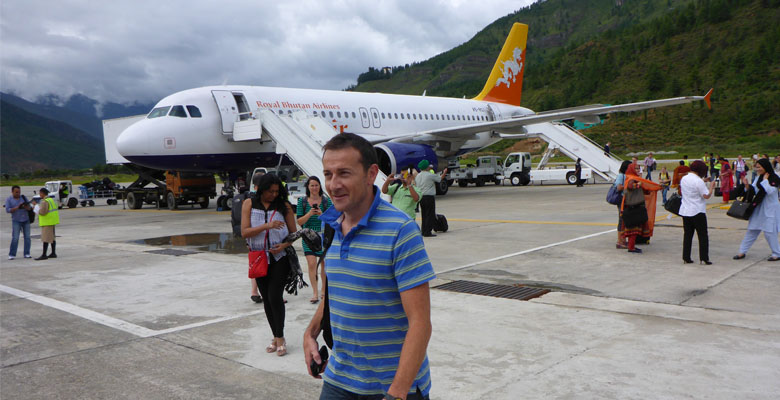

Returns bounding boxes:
[733,158,780,261]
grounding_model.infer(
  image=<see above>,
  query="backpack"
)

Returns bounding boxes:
[433,214,448,232]
[231,192,251,237]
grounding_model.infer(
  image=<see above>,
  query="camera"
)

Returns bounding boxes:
[309,345,329,376]
[312,203,319,210]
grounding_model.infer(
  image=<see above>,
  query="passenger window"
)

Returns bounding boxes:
[373,111,378,119]
[413,114,417,120]
[148,106,171,118]
[330,111,334,118]
[352,112,357,118]
[278,110,284,115]
[313,111,318,116]
[362,111,368,119]
[381,112,386,119]
[169,105,187,118]
[418,114,422,120]
[394,113,399,119]
[186,105,202,118]
[337,111,342,118]
[401,113,405,119]
[424,114,428,120]
[436,114,440,120]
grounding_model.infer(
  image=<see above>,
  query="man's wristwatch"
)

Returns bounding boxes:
[384,393,402,400]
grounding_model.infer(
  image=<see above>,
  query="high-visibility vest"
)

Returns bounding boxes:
[39,197,60,227]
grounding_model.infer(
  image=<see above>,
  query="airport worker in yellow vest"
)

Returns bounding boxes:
[35,188,59,260]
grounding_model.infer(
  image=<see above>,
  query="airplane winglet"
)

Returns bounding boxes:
[703,88,713,109]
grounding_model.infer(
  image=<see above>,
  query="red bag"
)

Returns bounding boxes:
[248,250,269,278]
[248,210,277,279]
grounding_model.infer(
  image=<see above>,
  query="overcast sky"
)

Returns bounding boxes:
[1,0,534,107]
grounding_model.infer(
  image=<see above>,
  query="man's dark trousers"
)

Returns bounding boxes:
[419,195,435,236]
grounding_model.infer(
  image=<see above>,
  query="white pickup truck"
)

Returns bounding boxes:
[449,152,593,187]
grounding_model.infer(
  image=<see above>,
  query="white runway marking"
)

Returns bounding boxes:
[438,228,616,275]
[0,284,262,338]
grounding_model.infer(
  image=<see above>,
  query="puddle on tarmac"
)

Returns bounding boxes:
[134,233,248,254]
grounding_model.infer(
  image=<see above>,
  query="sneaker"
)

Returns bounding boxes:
[8,256,14,260]
[627,248,643,254]
[48,254,57,259]
[24,255,31,259]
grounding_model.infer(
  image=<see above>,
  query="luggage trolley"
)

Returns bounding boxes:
[78,185,119,206]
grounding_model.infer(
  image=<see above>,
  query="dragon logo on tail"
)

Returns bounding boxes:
[495,47,524,88]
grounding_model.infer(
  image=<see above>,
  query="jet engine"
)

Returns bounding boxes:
[374,143,438,175]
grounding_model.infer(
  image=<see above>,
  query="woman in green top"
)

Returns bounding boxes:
[296,176,331,304]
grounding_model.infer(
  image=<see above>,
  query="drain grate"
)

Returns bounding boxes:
[145,249,199,256]
[434,280,550,301]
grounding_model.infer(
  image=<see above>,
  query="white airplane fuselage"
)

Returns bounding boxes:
[116,85,532,172]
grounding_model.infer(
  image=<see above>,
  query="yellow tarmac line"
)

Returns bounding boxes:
[441,218,615,227]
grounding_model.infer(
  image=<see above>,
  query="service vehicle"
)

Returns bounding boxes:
[116,169,216,210]
[450,156,506,187]
[44,180,78,209]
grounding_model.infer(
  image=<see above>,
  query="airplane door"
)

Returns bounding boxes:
[370,107,381,128]
[212,90,239,133]
[487,104,503,121]
[359,107,370,129]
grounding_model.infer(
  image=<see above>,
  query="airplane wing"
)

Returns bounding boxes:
[389,89,713,143]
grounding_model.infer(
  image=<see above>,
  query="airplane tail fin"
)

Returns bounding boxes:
[473,23,528,106]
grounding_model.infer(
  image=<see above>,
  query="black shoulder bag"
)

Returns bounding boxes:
[22,195,35,223]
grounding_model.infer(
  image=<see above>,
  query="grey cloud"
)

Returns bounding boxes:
[1,0,532,106]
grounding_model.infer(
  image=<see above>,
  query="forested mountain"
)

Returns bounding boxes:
[352,0,780,154]
[0,101,104,174]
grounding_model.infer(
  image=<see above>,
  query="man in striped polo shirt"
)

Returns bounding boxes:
[304,133,436,400]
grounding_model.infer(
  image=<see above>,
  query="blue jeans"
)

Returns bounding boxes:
[10,220,31,257]
[320,382,429,400]
[661,186,669,203]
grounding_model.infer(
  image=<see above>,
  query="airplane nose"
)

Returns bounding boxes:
[116,121,149,157]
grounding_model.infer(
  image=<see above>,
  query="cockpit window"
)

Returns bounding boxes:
[148,106,171,118]
[186,105,202,118]
[169,105,187,118]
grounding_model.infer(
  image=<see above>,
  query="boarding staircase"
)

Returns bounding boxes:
[232,110,388,189]
[523,122,623,181]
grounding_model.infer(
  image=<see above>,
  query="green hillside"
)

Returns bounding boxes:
[352,0,780,155]
[0,101,104,174]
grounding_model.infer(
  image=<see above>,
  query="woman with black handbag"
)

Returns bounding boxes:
[242,173,298,356]
[733,158,780,261]
[679,161,717,264]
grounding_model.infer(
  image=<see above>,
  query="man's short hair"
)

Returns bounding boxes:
[11,185,20,191]
[323,132,377,171]
[40,188,49,195]
[679,160,685,165]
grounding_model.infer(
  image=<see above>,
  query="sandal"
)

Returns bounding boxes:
[310,297,319,304]
[277,340,287,357]
[266,341,277,353]
[616,243,628,249]
[768,256,780,262]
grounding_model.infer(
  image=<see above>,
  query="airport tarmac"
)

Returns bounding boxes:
[2,182,779,399]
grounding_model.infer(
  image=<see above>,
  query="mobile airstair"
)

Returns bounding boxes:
[232,110,388,188]
[522,122,623,181]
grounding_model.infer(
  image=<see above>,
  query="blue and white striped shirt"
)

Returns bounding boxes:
[320,186,436,396]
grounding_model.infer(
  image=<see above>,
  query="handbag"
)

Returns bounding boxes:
[726,199,752,220]
[22,195,35,223]
[248,250,269,278]
[664,193,682,216]
[606,184,623,205]
[248,210,277,279]
[622,204,648,228]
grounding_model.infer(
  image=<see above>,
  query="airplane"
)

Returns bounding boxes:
[115,22,712,195]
